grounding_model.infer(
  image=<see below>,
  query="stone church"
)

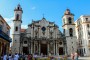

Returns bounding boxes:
[12,4,77,55]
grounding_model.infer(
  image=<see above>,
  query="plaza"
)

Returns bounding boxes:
[0,0,90,60]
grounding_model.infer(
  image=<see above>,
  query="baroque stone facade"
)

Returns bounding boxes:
[12,4,90,56]
[20,18,66,55]
[11,4,66,55]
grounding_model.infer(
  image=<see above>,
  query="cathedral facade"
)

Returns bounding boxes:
[11,4,67,55]
[12,4,90,56]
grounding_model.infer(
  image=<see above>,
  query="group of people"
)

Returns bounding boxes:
[71,52,79,60]
[0,53,33,60]
[0,53,19,60]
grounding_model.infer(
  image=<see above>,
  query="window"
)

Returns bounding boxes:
[59,42,62,45]
[89,40,90,43]
[15,40,17,43]
[0,25,2,30]
[84,48,86,53]
[63,29,65,34]
[24,41,27,44]
[88,31,90,35]
[81,40,82,44]
[15,27,18,31]
[69,28,73,37]
[63,18,65,24]
[41,27,46,31]
[89,48,90,51]
[16,14,19,20]
[68,17,72,24]
[86,18,88,21]
[87,24,89,28]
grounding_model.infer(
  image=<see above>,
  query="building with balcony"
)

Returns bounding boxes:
[0,15,12,56]
[75,15,90,56]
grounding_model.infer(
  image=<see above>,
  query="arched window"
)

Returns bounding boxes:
[15,27,18,31]
[16,14,19,20]
[69,28,73,37]
[24,41,27,44]
[68,17,72,24]
[18,7,19,10]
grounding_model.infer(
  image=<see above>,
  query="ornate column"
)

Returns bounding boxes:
[54,41,55,55]
[32,40,34,54]
[39,41,40,55]
[33,41,35,53]
[31,41,32,54]
[48,41,49,55]
[56,41,58,55]
[28,42,30,54]
[0,42,1,56]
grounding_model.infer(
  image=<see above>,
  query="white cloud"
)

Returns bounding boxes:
[4,17,14,37]
[4,17,28,38]
[4,17,14,23]
[31,6,36,10]
[21,25,28,29]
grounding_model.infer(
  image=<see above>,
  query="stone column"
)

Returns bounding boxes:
[54,41,55,55]
[0,42,1,56]
[56,41,57,55]
[31,41,32,54]
[34,41,35,54]
[39,41,40,55]
[48,42,49,55]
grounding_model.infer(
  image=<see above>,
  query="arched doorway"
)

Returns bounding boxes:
[23,47,28,55]
[59,47,63,55]
[41,44,47,55]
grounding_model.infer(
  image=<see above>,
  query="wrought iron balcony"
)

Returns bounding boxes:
[0,30,12,42]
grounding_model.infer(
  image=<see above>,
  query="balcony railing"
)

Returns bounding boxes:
[0,30,12,42]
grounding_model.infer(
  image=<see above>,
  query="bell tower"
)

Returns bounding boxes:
[62,9,77,55]
[12,4,23,54]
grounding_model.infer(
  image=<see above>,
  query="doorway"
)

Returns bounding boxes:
[23,47,28,55]
[59,47,63,55]
[41,44,47,55]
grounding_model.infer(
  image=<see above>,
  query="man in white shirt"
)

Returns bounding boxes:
[3,54,7,60]
[14,53,19,60]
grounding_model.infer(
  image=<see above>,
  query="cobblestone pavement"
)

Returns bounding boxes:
[68,57,90,60]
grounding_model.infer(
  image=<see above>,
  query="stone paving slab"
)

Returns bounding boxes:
[68,57,90,60]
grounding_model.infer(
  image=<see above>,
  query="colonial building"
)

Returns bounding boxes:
[75,15,90,56]
[11,4,66,55]
[0,15,12,56]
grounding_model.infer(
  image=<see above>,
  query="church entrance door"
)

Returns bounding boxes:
[41,44,47,55]
[23,47,28,55]
[59,47,63,55]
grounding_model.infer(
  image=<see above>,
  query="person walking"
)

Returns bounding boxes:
[71,53,74,60]
[27,54,31,60]
[3,54,7,60]
[8,54,12,60]
[74,52,79,60]
[14,53,19,60]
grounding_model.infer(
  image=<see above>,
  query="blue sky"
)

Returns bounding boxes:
[0,0,90,32]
